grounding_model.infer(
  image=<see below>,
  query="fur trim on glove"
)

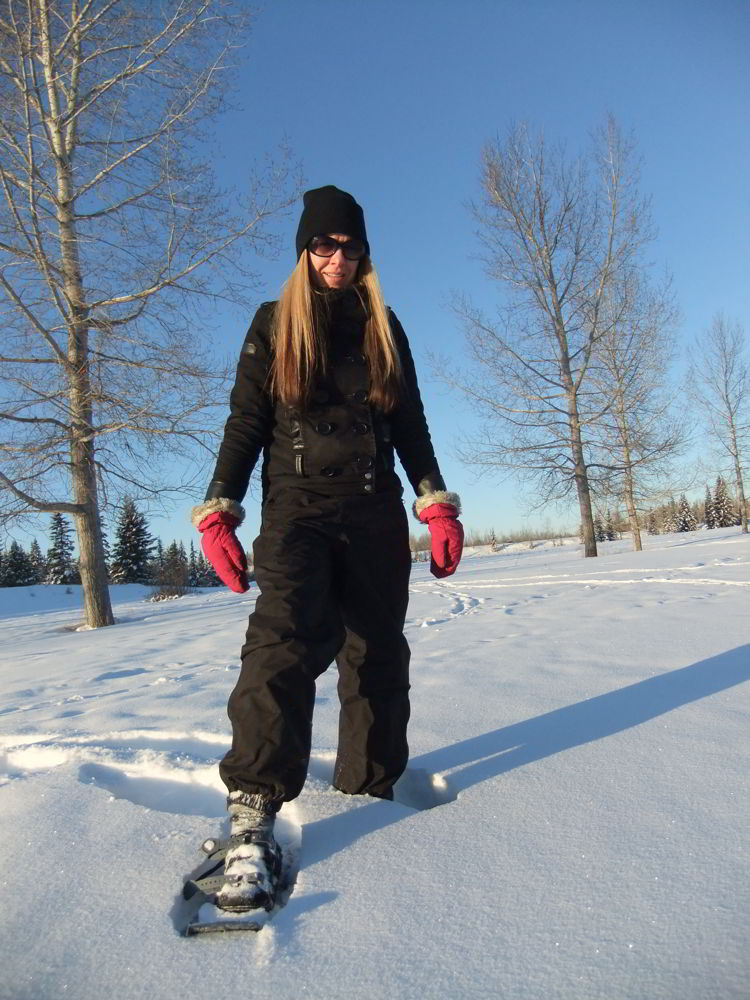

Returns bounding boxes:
[191,497,245,530]
[412,491,462,521]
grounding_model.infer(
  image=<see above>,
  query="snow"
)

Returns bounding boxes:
[1,528,748,999]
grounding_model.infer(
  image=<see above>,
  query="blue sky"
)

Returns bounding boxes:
[12,0,750,552]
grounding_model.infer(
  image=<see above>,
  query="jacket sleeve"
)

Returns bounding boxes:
[203,302,276,503]
[387,309,446,496]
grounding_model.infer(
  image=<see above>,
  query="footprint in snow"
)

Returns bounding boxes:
[417,591,483,628]
[79,760,225,817]
[6,730,457,819]
[393,766,457,809]
[307,751,456,810]
[91,667,150,682]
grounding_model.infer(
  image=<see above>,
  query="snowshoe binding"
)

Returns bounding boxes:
[181,830,283,935]
[217,827,282,911]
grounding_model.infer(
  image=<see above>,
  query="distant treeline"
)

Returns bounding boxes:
[408,475,745,559]
[3,478,745,584]
[0,499,227,591]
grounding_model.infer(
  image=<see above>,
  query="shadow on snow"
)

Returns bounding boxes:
[302,644,750,866]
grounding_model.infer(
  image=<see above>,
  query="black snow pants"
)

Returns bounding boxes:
[219,489,412,805]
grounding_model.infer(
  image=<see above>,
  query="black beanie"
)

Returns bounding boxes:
[295,185,369,260]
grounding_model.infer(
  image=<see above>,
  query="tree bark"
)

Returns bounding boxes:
[572,428,597,558]
[622,464,642,551]
[563,364,597,558]
[61,188,115,627]
[616,395,643,551]
[43,6,114,627]
[731,440,748,534]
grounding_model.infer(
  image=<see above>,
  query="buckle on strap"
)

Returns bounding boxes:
[201,830,275,860]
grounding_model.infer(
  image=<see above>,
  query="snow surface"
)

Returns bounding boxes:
[0,528,748,999]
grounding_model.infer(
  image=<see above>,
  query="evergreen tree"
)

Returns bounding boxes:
[110,497,155,583]
[46,513,77,584]
[159,540,189,592]
[100,525,111,579]
[28,539,46,583]
[189,540,199,587]
[713,476,735,528]
[704,485,715,528]
[662,497,678,533]
[605,510,616,541]
[150,539,165,586]
[594,513,606,542]
[195,548,208,586]
[2,542,33,586]
[676,494,698,532]
[0,549,4,586]
[646,511,659,535]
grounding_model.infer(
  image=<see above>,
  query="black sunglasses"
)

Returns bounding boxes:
[308,236,367,261]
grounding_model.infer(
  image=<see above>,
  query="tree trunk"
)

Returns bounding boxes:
[574,445,598,557]
[66,290,115,627]
[562,354,597,558]
[72,462,115,627]
[570,405,597,557]
[63,231,115,627]
[623,468,642,551]
[45,10,114,627]
[617,400,642,551]
[731,446,748,534]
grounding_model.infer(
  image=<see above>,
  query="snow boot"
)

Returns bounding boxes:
[215,792,282,913]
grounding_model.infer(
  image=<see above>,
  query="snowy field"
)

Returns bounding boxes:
[0,527,748,1000]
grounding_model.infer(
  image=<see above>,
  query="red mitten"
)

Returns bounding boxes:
[419,502,464,579]
[198,512,249,593]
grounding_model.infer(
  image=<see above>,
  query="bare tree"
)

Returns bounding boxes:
[0,1,298,625]
[448,117,655,556]
[590,272,684,550]
[687,314,749,533]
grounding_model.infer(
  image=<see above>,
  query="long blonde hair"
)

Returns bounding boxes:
[269,253,403,411]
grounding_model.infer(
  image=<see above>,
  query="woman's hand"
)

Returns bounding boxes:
[198,512,250,593]
[418,502,464,578]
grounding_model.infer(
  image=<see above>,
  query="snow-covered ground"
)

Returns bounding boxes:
[1,528,748,1000]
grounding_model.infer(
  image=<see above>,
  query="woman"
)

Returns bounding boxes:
[191,185,463,912]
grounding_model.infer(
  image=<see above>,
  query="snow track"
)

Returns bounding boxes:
[1,730,455,810]
[404,550,750,637]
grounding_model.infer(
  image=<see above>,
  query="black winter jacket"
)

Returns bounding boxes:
[205,288,445,505]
